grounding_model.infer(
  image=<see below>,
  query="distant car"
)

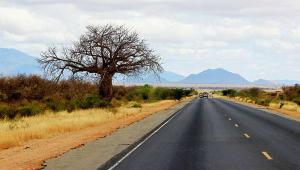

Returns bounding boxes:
[199,93,203,98]
[203,92,209,98]
[199,92,209,98]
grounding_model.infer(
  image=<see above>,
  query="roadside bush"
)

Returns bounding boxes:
[80,95,111,109]
[127,85,152,101]
[153,87,172,100]
[113,86,128,100]
[255,98,272,106]
[222,89,237,97]
[248,88,262,98]
[45,98,65,112]
[17,103,43,117]
[172,88,185,100]
[153,87,194,100]
[65,99,78,112]
[293,97,300,106]
[283,84,300,102]
[0,105,11,119]
[131,102,142,108]
[0,105,18,119]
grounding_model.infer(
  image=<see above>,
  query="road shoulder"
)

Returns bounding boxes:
[43,99,192,170]
[218,97,300,122]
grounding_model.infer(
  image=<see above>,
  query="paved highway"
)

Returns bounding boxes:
[103,98,300,170]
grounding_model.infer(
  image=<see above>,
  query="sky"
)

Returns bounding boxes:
[0,0,300,81]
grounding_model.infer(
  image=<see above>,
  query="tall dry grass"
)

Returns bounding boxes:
[0,100,178,150]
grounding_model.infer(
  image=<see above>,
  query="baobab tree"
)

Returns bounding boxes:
[39,24,162,100]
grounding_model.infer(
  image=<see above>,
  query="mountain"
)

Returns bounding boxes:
[114,71,184,84]
[252,79,275,86]
[272,80,300,86]
[251,79,300,86]
[0,48,41,75]
[160,71,185,82]
[181,68,249,84]
[115,73,169,84]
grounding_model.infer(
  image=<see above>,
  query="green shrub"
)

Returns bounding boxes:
[17,103,43,117]
[80,95,111,109]
[247,88,262,98]
[255,98,272,106]
[282,84,300,101]
[153,88,193,100]
[222,89,237,97]
[0,105,10,119]
[65,99,78,112]
[45,99,64,112]
[293,97,300,106]
[127,85,152,101]
[172,88,185,100]
[0,105,17,119]
[153,87,171,100]
[131,102,142,108]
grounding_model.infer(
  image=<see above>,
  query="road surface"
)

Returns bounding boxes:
[103,98,300,170]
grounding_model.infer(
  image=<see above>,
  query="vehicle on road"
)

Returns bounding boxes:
[199,92,209,98]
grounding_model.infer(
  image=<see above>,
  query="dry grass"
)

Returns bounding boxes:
[0,100,179,150]
[217,95,300,120]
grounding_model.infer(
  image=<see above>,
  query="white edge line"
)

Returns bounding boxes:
[107,102,187,170]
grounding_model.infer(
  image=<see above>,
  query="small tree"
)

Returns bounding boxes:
[39,24,162,100]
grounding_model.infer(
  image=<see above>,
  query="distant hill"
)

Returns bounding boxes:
[181,68,249,84]
[251,79,300,86]
[114,71,184,84]
[160,71,185,82]
[252,79,275,86]
[272,80,300,86]
[0,48,41,75]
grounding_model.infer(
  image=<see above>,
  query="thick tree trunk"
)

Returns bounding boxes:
[99,73,113,101]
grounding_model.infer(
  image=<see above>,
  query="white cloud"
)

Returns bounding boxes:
[1,0,300,80]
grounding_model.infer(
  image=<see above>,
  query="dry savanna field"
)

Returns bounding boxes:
[0,98,195,170]
[0,100,183,150]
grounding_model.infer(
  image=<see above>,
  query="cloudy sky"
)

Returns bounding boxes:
[1,0,300,81]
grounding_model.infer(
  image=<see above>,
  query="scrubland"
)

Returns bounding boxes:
[0,100,181,150]
[219,85,300,119]
[0,75,197,150]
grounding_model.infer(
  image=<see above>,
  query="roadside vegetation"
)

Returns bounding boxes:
[0,75,197,120]
[220,85,300,112]
[0,75,197,149]
[0,100,183,150]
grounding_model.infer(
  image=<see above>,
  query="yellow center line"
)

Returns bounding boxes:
[234,124,239,127]
[244,133,250,138]
[262,151,273,160]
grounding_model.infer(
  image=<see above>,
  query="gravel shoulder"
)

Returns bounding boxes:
[43,100,192,170]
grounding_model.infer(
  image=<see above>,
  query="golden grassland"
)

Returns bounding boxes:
[0,99,185,150]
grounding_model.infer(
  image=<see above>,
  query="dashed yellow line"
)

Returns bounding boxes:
[244,133,250,138]
[234,124,239,127]
[262,151,273,160]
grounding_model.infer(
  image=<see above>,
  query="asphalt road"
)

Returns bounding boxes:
[104,98,300,170]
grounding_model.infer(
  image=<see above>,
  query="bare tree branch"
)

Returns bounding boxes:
[39,24,162,100]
